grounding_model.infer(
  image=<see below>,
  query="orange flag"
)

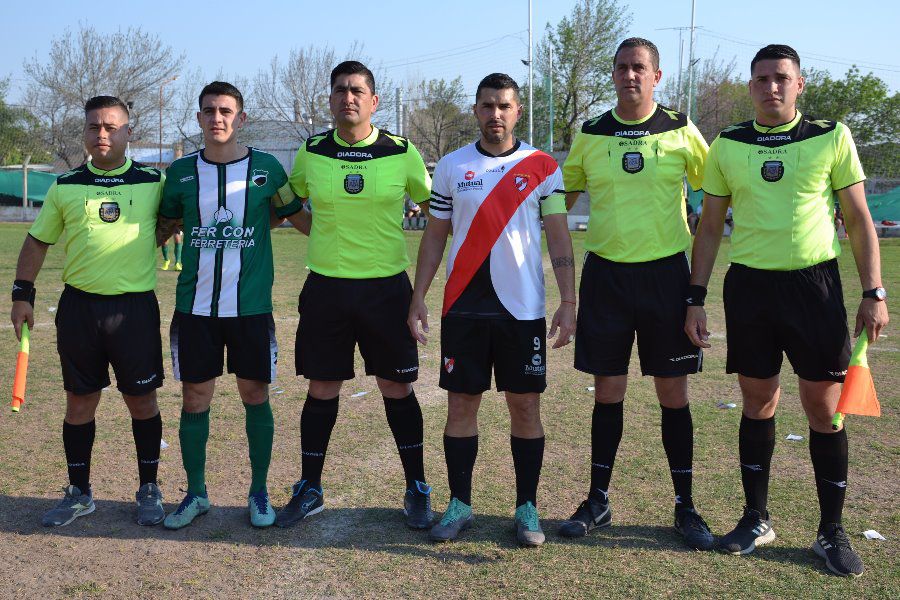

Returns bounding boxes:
[832,331,880,430]
[11,322,30,412]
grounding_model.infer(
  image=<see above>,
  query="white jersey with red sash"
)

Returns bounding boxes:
[428,140,565,320]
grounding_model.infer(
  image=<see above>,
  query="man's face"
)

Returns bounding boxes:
[612,46,661,105]
[84,106,130,164]
[749,58,804,120]
[197,94,246,145]
[330,73,378,128]
[473,87,521,145]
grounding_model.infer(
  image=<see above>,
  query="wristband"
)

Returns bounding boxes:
[561,299,576,305]
[12,280,36,306]
[685,284,707,306]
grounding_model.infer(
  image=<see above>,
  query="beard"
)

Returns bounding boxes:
[480,123,508,145]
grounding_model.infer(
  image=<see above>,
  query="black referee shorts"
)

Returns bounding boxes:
[574,252,702,377]
[724,259,851,382]
[55,285,164,396]
[295,271,419,382]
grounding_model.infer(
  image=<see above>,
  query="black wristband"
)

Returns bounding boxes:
[12,280,35,306]
[685,284,707,306]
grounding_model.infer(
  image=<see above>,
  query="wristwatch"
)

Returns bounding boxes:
[862,287,887,301]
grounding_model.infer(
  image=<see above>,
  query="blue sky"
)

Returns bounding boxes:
[3,0,898,107]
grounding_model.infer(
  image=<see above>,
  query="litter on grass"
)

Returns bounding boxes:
[160,439,169,450]
[863,530,886,541]
[586,386,595,392]
[351,391,368,398]
[716,402,737,409]
[785,434,804,441]
[48,307,56,312]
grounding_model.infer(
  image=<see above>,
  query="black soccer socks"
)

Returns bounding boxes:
[63,419,96,492]
[131,412,162,486]
[661,404,695,509]
[300,395,339,488]
[444,434,478,505]
[384,392,426,488]
[511,435,545,507]
[809,427,849,528]
[590,401,624,497]
[739,414,776,514]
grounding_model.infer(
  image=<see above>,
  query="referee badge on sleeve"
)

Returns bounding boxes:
[99,202,120,223]
[761,160,784,182]
[344,173,364,194]
[622,152,644,174]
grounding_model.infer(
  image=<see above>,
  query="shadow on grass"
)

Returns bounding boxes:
[0,495,820,570]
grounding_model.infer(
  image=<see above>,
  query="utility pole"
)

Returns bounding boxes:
[685,0,697,121]
[396,87,403,136]
[677,30,685,111]
[159,76,178,167]
[528,0,533,146]
[547,44,554,152]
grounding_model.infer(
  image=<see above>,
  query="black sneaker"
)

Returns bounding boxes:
[275,480,324,528]
[674,506,715,550]
[558,492,611,538]
[719,507,776,555]
[403,480,434,529]
[813,523,864,577]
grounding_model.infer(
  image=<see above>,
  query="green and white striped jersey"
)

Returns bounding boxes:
[160,148,300,317]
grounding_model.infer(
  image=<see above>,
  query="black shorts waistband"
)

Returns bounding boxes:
[307,270,407,284]
[729,258,838,280]
[64,284,156,300]
[588,251,687,268]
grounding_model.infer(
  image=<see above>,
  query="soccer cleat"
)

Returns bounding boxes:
[248,488,275,528]
[514,501,545,547]
[163,491,210,530]
[403,480,435,529]
[42,485,95,527]
[558,492,611,538]
[161,260,170,271]
[429,497,473,542]
[719,507,776,555]
[135,482,165,526]
[813,522,864,577]
[275,480,323,528]
[175,262,182,271]
[674,506,715,550]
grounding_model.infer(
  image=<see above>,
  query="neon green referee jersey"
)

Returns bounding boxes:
[563,104,708,263]
[289,127,431,278]
[29,159,163,295]
[703,112,865,270]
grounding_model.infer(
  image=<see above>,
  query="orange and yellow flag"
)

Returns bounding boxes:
[832,332,880,430]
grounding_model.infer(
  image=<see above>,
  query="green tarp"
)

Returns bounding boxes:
[0,170,57,204]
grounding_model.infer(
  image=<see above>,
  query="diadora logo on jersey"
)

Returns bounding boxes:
[98,202,120,223]
[757,135,791,142]
[514,174,529,192]
[486,165,506,173]
[94,177,125,184]
[669,353,698,362]
[337,151,373,159]
[615,130,650,137]
[761,160,784,182]
[443,357,455,373]
[252,169,268,187]
[464,171,475,180]
[213,207,234,224]
[344,173,364,194]
[622,152,644,173]
[180,175,195,183]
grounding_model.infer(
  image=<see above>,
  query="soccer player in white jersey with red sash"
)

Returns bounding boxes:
[408,73,576,546]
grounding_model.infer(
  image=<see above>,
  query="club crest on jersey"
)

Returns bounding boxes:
[761,160,784,182]
[443,357,455,373]
[252,169,268,187]
[344,173,364,194]
[622,152,644,173]
[513,174,529,192]
[213,207,234,224]
[98,202,120,223]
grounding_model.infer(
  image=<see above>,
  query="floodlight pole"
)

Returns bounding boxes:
[528,0,533,146]
[685,0,696,121]
[548,44,554,152]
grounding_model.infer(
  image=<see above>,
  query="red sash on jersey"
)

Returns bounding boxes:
[442,151,557,316]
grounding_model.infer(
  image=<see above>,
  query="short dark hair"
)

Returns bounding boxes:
[84,95,129,118]
[330,61,376,93]
[475,73,520,102]
[198,81,244,112]
[614,37,660,70]
[751,44,801,73]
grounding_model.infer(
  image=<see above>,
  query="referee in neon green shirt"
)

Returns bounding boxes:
[10,96,166,528]
[276,61,434,529]
[686,44,889,576]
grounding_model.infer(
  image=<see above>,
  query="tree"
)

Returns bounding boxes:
[405,77,476,163]
[531,0,631,149]
[23,26,184,167]
[0,79,51,165]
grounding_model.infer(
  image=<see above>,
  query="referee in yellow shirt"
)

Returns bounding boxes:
[687,44,888,576]
[10,96,166,528]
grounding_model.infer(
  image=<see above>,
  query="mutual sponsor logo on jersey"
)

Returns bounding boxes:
[337,151,373,159]
[524,353,546,375]
[464,170,476,180]
[487,165,506,173]
[443,357,455,373]
[214,207,234,224]
[179,175,195,183]
[757,135,791,142]
[98,202,120,222]
[456,178,483,192]
[531,353,542,366]
[344,173,365,194]
[514,174,529,192]
[94,177,125,184]
[252,169,268,187]
[761,160,784,182]
[615,130,650,137]
[622,152,644,173]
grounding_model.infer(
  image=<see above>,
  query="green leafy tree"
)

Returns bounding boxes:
[0,79,51,165]
[406,77,477,163]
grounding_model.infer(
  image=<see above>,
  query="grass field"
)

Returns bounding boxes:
[0,223,897,599]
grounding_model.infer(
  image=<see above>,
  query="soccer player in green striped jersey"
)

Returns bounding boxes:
[157,82,303,530]
[686,45,889,576]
